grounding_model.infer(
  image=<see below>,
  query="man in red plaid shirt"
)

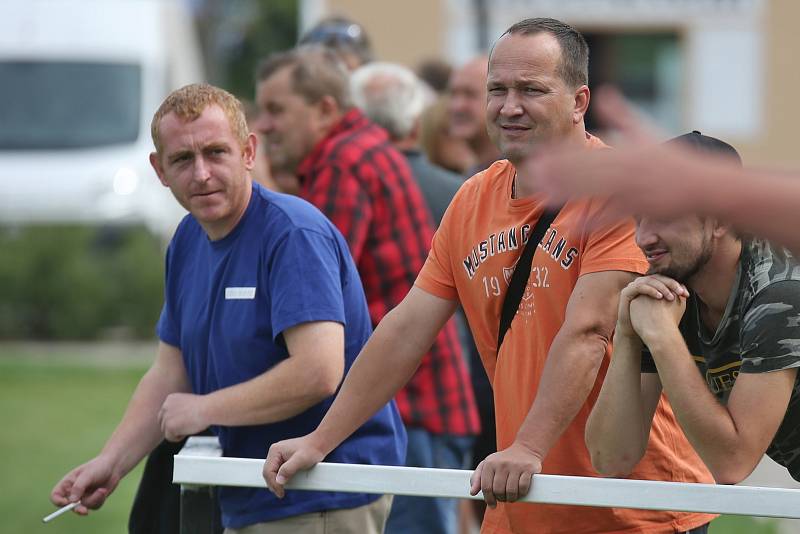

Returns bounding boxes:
[255,46,479,534]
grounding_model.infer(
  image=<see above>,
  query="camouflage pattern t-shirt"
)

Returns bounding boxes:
[642,239,800,481]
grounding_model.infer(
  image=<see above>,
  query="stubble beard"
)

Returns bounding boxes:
[647,234,714,284]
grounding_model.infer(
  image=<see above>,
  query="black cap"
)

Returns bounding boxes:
[666,130,742,166]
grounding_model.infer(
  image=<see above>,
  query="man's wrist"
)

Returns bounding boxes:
[196,393,214,427]
[308,426,339,457]
[95,449,129,480]
[513,432,546,461]
[613,326,642,348]
[640,324,683,353]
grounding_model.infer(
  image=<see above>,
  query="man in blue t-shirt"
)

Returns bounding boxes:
[50,83,405,532]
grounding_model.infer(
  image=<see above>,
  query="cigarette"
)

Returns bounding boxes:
[42,501,80,523]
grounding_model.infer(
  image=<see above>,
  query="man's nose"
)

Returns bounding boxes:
[254,112,272,134]
[193,157,211,183]
[499,91,523,117]
[635,219,658,249]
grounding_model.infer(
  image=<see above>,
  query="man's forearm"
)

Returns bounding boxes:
[585,331,652,475]
[514,329,607,461]
[202,357,342,427]
[196,322,345,428]
[100,361,189,477]
[646,329,750,479]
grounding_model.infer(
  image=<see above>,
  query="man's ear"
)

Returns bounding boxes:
[242,133,257,171]
[317,95,341,129]
[713,219,735,239]
[573,85,590,124]
[150,152,169,187]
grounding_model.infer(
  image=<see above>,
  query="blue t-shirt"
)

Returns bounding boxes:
[157,183,406,528]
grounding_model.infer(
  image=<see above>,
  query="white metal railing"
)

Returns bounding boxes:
[173,452,800,519]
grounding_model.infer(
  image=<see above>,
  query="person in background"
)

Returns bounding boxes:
[417,58,453,94]
[50,83,405,533]
[420,96,478,175]
[263,16,375,194]
[298,15,373,70]
[447,56,501,175]
[351,61,464,226]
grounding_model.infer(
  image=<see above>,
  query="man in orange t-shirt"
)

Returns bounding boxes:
[264,17,715,533]
[416,153,714,532]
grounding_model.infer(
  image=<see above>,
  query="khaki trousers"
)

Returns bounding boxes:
[224,494,393,534]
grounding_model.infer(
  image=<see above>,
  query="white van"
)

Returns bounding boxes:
[0,0,204,238]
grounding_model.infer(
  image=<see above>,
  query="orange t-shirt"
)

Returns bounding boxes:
[415,142,715,533]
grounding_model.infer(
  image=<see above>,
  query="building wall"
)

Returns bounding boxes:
[754,0,800,165]
[324,0,447,68]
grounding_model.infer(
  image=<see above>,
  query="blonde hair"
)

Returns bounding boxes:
[150,83,249,154]
[419,96,475,174]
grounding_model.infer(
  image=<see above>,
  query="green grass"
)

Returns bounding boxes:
[0,354,149,534]
[711,515,780,533]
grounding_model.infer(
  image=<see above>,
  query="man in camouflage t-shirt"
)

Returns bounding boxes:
[585,132,800,486]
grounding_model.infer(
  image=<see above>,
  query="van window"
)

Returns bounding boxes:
[0,61,141,149]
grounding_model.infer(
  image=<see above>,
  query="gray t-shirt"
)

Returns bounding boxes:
[642,239,800,481]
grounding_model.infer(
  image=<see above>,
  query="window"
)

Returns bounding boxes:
[584,32,682,134]
[0,61,141,149]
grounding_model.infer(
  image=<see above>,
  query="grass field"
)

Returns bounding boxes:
[0,344,787,534]
[0,347,149,534]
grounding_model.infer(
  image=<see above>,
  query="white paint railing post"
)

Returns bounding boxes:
[173,455,800,520]
[176,437,223,534]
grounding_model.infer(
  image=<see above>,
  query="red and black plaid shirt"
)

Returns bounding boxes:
[297,109,479,436]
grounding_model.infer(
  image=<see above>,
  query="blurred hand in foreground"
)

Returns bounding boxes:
[523,86,734,220]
